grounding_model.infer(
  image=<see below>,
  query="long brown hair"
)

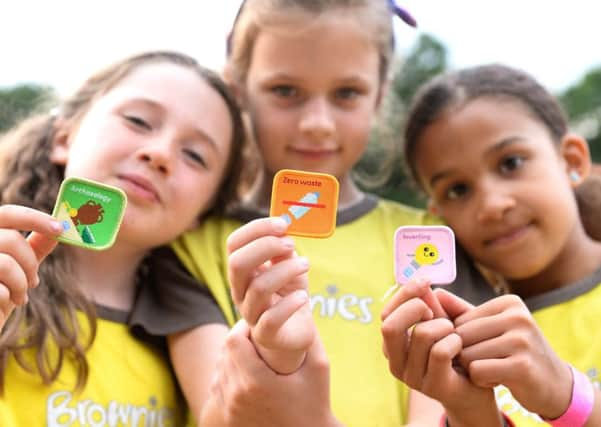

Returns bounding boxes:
[0,51,245,392]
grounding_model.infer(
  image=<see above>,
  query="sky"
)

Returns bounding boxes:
[2,1,600,97]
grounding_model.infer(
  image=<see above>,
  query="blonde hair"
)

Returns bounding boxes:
[225,0,399,189]
[226,0,395,87]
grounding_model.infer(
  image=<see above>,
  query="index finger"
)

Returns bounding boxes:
[226,217,289,255]
[0,205,62,238]
[454,294,524,327]
[381,279,433,320]
[432,288,474,320]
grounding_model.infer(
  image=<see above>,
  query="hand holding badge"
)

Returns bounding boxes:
[52,177,126,250]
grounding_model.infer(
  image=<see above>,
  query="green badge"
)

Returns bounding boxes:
[52,177,127,250]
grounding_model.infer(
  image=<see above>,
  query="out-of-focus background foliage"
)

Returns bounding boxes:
[2,34,600,208]
[0,85,56,134]
[355,34,601,207]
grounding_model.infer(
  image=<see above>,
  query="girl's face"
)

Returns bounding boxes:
[52,63,233,249]
[414,97,584,280]
[242,14,381,184]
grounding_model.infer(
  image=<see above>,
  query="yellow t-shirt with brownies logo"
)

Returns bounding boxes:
[173,196,481,427]
[0,307,187,427]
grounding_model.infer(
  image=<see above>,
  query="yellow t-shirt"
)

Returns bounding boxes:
[0,307,187,427]
[174,196,430,427]
[497,273,601,426]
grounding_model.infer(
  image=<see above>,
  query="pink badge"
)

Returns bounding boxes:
[394,225,456,285]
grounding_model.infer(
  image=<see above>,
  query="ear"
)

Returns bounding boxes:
[426,198,439,216]
[48,119,72,165]
[559,133,591,187]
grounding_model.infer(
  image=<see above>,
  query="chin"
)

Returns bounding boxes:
[495,262,545,281]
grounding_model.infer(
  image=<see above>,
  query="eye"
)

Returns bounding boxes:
[335,87,359,101]
[444,182,469,200]
[499,154,525,174]
[124,115,151,130]
[183,148,207,168]
[271,85,298,98]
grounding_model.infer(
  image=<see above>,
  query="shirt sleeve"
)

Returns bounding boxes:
[129,245,227,343]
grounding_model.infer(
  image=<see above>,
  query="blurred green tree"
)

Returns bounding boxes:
[559,67,601,163]
[0,84,56,134]
[357,35,601,207]
[355,34,449,208]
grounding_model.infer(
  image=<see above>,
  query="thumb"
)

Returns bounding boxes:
[433,288,474,320]
[26,231,59,262]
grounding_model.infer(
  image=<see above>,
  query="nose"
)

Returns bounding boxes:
[298,97,335,140]
[137,136,174,175]
[475,182,516,223]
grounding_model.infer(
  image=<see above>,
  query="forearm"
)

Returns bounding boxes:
[198,398,221,426]
[405,390,445,426]
[445,410,504,427]
[168,324,229,422]
[444,389,504,427]
[199,395,345,427]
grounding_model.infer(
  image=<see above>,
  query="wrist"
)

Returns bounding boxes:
[541,365,594,427]
[256,344,307,375]
[539,360,573,419]
[443,389,499,427]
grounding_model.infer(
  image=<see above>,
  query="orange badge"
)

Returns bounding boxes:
[270,169,339,238]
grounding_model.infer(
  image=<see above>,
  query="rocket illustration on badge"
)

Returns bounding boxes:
[281,191,320,224]
[402,242,443,280]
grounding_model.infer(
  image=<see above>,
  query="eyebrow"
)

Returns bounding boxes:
[126,98,219,150]
[258,75,375,98]
[428,136,526,189]
[259,72,298,82]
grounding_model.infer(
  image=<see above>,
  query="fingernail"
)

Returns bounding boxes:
[293,289,309,302]
[281,237,295,249]
[50,220,63,233]
[32,275,40,288]
[298,256,309,269]
[271,217,288,233]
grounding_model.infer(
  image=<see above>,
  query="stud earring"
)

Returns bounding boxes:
[569,170,581,182]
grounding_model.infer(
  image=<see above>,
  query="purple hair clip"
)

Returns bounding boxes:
[388,0,417,28]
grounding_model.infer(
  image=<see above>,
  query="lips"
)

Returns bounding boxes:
[117,173,161,203]
[483,222,533,247]
[287,146,339,159]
